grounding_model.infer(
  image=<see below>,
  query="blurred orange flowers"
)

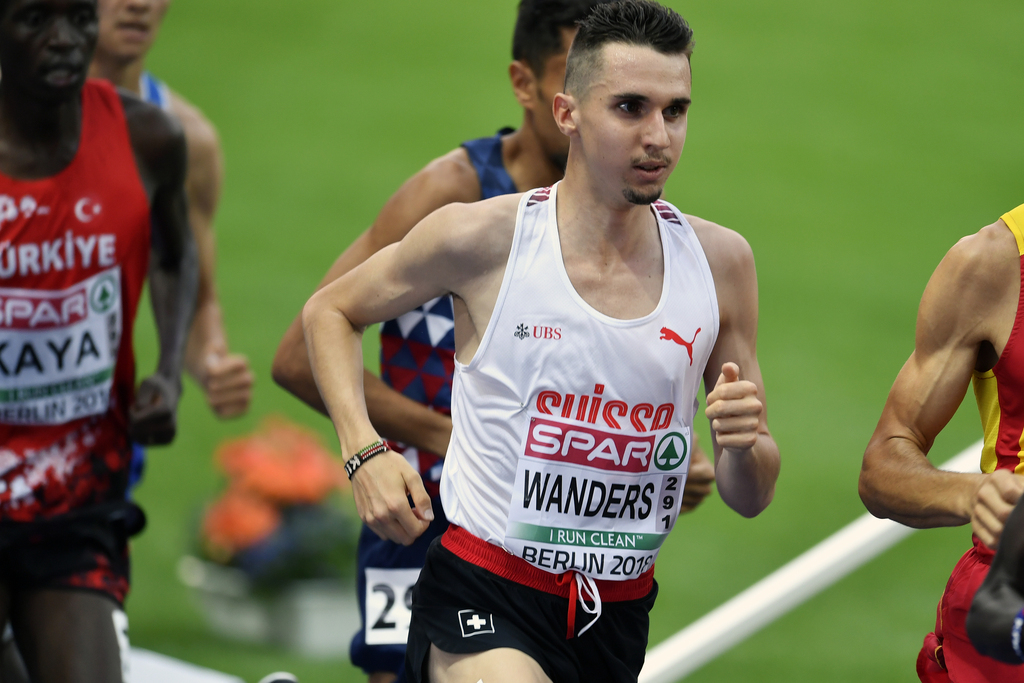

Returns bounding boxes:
[201,418,347,562]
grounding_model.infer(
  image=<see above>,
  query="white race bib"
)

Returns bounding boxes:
[504,416,691,581]
[363,567,420,645]
[0,267,122,425]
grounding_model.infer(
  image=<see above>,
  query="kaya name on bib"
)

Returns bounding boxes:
[0,267,122,425]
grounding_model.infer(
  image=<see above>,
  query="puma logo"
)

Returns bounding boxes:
[660,326,701,365]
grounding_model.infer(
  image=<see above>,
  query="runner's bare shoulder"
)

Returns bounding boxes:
[942,220,1019,289]
[117,89,186,190]
[923,220,1020,324]
[414,193,523,282]
[166,91,219,160]
[415,147,484,205]
[684,213,755,286]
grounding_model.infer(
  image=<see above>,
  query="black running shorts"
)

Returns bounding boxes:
[405,535,658,683]
[0,501,145,605]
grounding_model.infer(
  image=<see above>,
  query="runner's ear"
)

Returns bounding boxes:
[509,60,539,110]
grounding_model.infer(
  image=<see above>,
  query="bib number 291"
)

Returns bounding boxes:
[364,567,420,645]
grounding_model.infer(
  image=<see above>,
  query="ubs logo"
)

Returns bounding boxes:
[515,324,562,341]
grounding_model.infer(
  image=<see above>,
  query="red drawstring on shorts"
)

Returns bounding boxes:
[556,570,602,639]
[557,572,578,639]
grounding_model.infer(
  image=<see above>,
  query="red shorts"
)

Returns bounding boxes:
[918,536,1024,682]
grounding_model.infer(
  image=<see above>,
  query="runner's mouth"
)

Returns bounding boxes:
[633,163,668,180]
[116,22,151,37]
[42,64,83,87]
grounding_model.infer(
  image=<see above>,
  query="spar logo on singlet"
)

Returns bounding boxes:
[654,432,688,471]
[526,418,656,473]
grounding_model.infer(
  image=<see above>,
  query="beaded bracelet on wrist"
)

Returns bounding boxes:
[344,439,388,479]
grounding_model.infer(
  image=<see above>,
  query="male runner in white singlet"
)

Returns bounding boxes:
[303,2,780,681]
[273,1,714,679]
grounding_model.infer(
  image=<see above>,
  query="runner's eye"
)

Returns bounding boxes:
[17,8,47,29]
[618,101,643,116]
[71,7,96,28]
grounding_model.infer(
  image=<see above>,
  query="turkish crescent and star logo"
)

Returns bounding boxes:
[89,274,118,313]
[655,432,688,471]
[75,198,102,223]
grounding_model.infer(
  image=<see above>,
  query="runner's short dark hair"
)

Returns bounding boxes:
[512,0,614,76]
[564,0,695,96]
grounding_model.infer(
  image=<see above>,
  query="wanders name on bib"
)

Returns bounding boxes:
[505,411,690,580]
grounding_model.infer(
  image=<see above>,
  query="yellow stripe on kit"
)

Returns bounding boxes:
[1001,203,1024,257]
[973,369,1001,474]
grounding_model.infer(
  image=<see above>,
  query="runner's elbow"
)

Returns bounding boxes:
[270,344,303,394]
[723,485,774,518]
[858,446,893,519]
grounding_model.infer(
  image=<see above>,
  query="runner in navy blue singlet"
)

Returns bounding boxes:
[273,3,714,681]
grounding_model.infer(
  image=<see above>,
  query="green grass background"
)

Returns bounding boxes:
[126,0,1024,680]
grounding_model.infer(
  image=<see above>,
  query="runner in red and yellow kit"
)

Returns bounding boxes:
[861,203,1024,682]
[0,0,197,680]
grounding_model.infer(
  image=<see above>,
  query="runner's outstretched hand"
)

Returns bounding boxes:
[352,450,434,545]
[970,469,1024,548]
[705,362,762,452]
[129,374,180,445]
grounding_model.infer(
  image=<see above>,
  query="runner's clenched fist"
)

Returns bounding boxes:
[705,362,762,451]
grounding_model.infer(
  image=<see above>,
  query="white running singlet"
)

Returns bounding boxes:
[442,183,720,581]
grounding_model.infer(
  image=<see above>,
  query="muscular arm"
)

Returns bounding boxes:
[301,198,517,543]
[170,94,253,419]
[123,95,199,444]
[690,216,780,518]
[859,223,1023,544]
[273,150,479,455]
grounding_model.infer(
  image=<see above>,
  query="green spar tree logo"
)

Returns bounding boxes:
[654,432,688,471]
[89,275,118,314]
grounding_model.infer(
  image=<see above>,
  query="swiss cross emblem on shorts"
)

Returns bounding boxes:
[458,610,495,637]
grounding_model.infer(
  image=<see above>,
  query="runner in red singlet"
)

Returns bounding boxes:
[861,203,1024,682]
[0,1,197,680]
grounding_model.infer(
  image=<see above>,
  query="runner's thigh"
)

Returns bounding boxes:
[428,644,552,683]
[11,589,127,683]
